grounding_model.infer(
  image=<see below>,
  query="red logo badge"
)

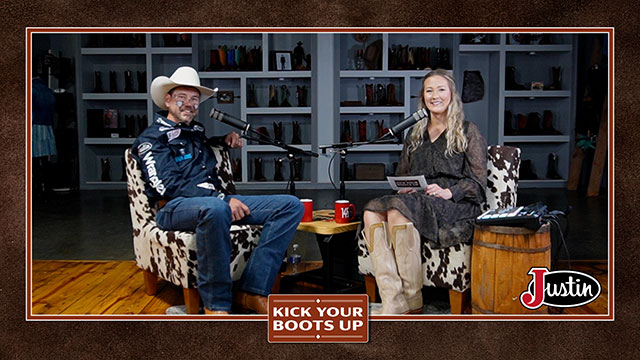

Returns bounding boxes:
[268,294,368,343]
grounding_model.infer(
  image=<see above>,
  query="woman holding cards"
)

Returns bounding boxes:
[362,69,487,314]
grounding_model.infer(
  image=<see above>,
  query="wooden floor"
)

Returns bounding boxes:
[30,260,609,315]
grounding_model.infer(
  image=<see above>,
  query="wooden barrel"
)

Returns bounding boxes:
[471,224,550,314]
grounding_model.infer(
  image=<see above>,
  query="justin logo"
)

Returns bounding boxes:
[519,267,602,310]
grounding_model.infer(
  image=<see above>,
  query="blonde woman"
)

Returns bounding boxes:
[363,69,487,314]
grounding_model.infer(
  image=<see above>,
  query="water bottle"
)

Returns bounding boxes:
[288,244,302,274]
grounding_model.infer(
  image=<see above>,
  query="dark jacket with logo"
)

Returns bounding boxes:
[131,112,229,205]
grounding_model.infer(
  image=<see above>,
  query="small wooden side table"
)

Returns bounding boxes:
[296,209,360,292]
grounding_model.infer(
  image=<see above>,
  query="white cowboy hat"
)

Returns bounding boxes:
[150,66,217,110]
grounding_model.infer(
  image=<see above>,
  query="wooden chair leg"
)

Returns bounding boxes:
[142,269,158,296]
[271,272,283,294]
[183,288,201,314]
[449,289,469,314]
[365,275,378,302]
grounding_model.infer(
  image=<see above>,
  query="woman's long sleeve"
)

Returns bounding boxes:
[448,123,487,204]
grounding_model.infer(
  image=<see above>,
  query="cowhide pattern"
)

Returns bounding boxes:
[125,147,262,289]
[357,145,521,292]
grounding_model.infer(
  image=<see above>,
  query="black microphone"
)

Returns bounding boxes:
[385,108,430,139]
[209,108,251,134]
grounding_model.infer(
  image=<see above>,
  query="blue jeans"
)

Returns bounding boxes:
[156,194,304,311]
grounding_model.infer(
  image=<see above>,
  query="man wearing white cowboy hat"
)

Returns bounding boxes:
[132,66,304,314]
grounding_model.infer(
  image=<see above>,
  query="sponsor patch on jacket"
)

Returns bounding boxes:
[174,153,192,162]
[156,118,174,127]
[167,129,181,141]
[159,126,174,132]
[137,142,152,155]
[142,151,166,195]
[197,182,216,190]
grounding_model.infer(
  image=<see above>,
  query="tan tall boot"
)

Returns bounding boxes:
[391,223,423,313]
[364,222,409,314]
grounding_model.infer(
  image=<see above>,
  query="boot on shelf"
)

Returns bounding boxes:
[293,157,302,181]
[545,66,562,90]
[408,47,416,69]
[124,70,134,93]
[526,112,543,135]
[388,46,398,70]
[207,49,220,71]
[101,158,111,181]
[257,127,270,142]
[342,120,354,143]
[253,157,267,181]
[423,47,431,69]
[274,157,285,181]
[546,153,562,179]
[109,71,118,93]
[516,113,527,135]
[125,115,136,138]
[376,84,386,106]
[504,110,516,136]
[273,121,283,143]
[365,83,375,106]
[387,84,402,106]
[247,84,259,107]
[268,85,279,107]
[279,85,291,107]
[232,158,242,182]
[543,110,562,135]
[505,66,527,90]
[296,85,307,107]
[520,159,538,180]
[218,45,228,70]
[136,71,146,93]
[358,120,368,142]
[120,157,127,182]
[234,46,241,70]
[376,120,385,138]
[291,121,302,144]
[227,47,235,70]
[137,114,148,135]
[94,71,103,93]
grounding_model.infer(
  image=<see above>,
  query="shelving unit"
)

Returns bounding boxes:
[455,33,576,188]
[75,31,576,190]
[336,33,455,185]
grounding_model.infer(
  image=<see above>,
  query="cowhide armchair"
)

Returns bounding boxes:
[357,145,521,314]
[124,145,262,314]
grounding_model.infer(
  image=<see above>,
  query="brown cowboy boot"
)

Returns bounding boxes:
[233,291,268,314]
[358,120,368,142]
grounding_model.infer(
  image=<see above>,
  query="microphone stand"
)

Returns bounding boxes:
[239,129,318,196]
[320,135,399,200]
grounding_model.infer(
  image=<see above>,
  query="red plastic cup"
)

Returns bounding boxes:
[301,199,313,222]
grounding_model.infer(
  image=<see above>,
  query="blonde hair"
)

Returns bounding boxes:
[406,69,467,156]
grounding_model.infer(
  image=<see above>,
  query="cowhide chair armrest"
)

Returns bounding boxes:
[209,144,237,195]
